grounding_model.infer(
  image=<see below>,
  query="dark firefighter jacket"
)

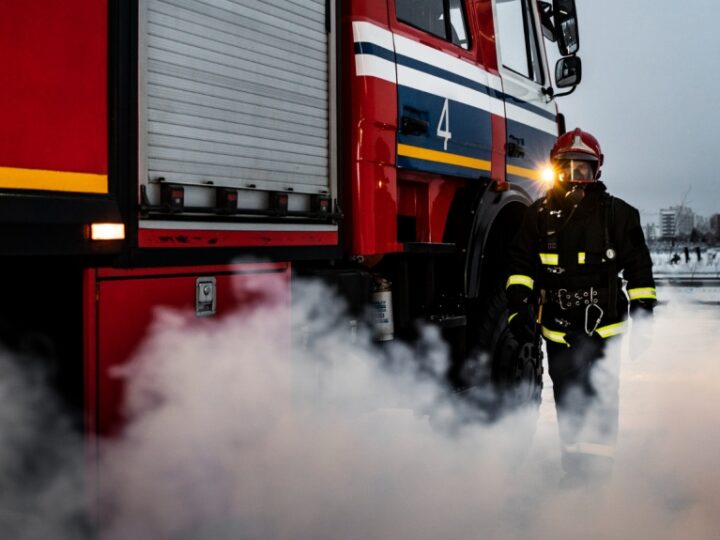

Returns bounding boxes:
[506,182,656,346]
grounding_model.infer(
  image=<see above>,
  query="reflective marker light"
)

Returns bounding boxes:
[216,187,238,214]
[270,192,289,215]
[160,183,185,213]
[90,223,125,241]
[310,194,331,214]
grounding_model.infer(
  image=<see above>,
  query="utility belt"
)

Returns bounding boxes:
[542,286,610,311]
[541,286,611,337]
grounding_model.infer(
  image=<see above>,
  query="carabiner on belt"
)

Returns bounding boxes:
[584,303,604,336]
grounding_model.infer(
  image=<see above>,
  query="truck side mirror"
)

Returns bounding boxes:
[553,0,579,55]
[555,56,582,88]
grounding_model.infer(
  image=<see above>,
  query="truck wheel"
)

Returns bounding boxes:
[455,284,543,422]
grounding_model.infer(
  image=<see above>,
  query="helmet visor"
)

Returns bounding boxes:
[556,159,597,183]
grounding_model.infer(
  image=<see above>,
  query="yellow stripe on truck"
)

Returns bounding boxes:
[397,144,492,172]
[396,145,543,182]
[506,164,542,181]
[0,166,108,194]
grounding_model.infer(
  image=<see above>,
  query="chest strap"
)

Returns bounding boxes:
[602,195,618,319]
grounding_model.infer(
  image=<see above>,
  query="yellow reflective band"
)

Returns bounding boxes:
[543,322,627,344]
[506,275,534,290]
[541,326,569,346]
[563,442,615,459]
[628,287,657,301]
[539,253,559,265]
[595,321,628,338]
[578,252,586,264]
[508,312,518,324]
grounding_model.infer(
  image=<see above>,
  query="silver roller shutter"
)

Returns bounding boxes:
[140,0,329,197]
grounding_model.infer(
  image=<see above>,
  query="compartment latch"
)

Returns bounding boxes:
[196,277,216,317]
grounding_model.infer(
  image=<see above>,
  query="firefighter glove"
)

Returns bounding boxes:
[508,305,536,343]
[630,299,655,320]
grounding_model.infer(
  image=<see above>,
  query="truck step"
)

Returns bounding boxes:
[429,314,467,329]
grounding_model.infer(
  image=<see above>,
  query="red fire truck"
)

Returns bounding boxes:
[0,0,581,434]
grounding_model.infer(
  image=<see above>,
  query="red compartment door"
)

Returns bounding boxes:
[84,262,291,436]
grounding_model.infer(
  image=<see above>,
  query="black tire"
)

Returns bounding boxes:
[453,284,543,422]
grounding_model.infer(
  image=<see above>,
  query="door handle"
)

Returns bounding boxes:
[400,115,429,135]
[507,135,526,158]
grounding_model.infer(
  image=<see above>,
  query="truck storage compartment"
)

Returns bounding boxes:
[139,0,334,221]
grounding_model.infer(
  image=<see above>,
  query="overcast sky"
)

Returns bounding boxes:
[551,0,719,222]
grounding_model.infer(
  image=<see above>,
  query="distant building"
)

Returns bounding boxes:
[711,214,720,241]
[695,215,711,234]
[644,222,657,241]
[660,209,677,239]
[659,206,695,239]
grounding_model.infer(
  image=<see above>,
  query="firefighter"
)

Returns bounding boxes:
[505,128,656,487]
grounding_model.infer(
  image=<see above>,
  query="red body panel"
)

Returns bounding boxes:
[84,262,291,436]
[344,2,401,256]
[472,0,500,74]
[491,115,508,183]
[0,1,107,176]
[397,175,467,243]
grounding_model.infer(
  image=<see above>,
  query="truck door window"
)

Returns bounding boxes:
[495,0,544,84]
[396,0,471,50]
[448,0,470,48]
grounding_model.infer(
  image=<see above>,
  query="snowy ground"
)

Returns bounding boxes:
[652,249,720,279]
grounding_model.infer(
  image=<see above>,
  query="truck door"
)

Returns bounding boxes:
[391,0,494,181]
[493,0,557,197]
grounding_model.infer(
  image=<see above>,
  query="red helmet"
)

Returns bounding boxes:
[550,128,604,182]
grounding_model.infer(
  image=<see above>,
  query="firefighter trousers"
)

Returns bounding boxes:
[546,334,620,481]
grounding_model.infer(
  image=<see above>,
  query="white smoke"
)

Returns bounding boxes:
[1,279,720,539]
[97,276,540,539]
[0,349,85,539]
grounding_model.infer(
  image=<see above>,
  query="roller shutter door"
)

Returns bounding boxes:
[141,0,329,195]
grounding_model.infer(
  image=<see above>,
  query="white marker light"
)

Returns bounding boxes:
[90,223,125,241]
